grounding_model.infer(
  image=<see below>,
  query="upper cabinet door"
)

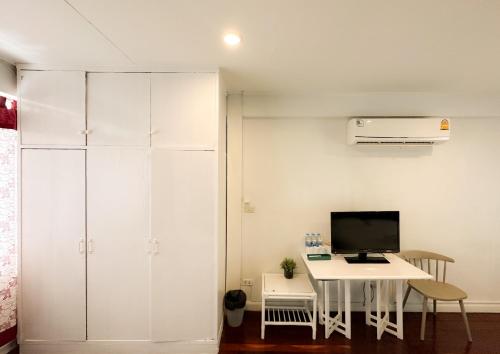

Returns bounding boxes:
[151,73,217,149]
[20,70,86,145]
[87,73,150,146]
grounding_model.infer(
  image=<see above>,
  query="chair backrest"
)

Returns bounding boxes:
[399,250,454,283]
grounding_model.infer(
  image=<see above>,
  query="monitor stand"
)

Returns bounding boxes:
[344,253,389,264]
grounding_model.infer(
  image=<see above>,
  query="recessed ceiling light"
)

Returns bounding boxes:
[224,33,241,47]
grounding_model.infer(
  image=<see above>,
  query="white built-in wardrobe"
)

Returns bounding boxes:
[18,69,226,354]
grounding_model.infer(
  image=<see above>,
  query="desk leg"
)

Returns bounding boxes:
[365,281,371,325]
[337,280,342,323]
[376,280,382,340]
[384,280,389,322]
[345,280,351,339]
[324,280,330,339]
[261,295,265,339]
[396,279,404,339]
[312,295,317,340]
[318,280,324,325]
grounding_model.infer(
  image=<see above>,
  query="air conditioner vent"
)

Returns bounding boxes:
[356,141,434,146]
[404,141,434,145]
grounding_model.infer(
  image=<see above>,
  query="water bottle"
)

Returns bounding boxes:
[317,233,325,253]
[305,233,312,253]
[309,233,316,253]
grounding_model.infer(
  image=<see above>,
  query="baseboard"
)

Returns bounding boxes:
[20,340,218,354]
[246,300,500,313]
[0,340,17,354]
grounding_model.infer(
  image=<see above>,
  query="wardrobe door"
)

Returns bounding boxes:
[87,147,150,340]
[150,150,216,341]
[150,73,217,149]
[21,149,86,341]
[19,70,86,145]
[87,73,150,146]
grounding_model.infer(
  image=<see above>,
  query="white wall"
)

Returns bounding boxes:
[237,115,500,311]
[0,59,16,98]
[226,94,243,291]
[242,93,500,118]
[216,74,227,338]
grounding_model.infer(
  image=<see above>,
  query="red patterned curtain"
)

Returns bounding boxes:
[0,127,17,345]
[0,96,17,130]
[0,94,17,345]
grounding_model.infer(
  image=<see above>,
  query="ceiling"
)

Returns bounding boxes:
[2,0,500,94]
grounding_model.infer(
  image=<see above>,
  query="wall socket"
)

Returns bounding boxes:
[243,201,256,213]
[241,278,254,286]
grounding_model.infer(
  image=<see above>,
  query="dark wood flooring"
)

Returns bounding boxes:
[219,311,500,354]
[8,312,499,354]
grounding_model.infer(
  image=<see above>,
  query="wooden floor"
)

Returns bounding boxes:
[219,311,500,354]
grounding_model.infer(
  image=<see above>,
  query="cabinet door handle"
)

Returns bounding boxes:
[152,238,159,255]
[79,238,85,254]
[87,239,94,254]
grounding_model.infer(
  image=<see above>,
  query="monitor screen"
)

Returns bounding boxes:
[331,211,400,254]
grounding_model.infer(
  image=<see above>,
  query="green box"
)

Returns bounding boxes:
[307,254,332,261]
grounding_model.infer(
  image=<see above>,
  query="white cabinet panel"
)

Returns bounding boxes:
[87,73,150,146]
[151,73,216,149]
[21,149,86,341]
[87,147,150,340]
[20,70,86,145]
[150,150,216,341]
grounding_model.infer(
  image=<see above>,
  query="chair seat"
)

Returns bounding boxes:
[408,279,467,301]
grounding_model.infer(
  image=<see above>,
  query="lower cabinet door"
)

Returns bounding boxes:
[86,147,150,340]
[150,150,216,341]
[21,149,86,341]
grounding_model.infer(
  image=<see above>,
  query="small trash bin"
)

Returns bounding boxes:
[224,290,246,327]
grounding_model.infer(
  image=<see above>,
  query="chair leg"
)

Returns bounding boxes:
[420,296,428,340]
[403,286,411,308]
[433,299,437,316]
[459,300,472,342]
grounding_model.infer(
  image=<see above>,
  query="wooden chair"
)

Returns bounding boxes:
[399,250,472,342]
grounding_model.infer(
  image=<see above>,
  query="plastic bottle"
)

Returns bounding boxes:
[311,233,318,247]
[308,233,315,254]
[317,233,324,253]
[305,233,311,254]
[317,233,322,253]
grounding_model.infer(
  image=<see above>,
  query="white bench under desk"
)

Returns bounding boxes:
[261,273,317,340]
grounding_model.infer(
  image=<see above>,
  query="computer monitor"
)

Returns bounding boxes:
[331,211,400,264]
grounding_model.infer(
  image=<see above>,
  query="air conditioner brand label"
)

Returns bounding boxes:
[440,119,449,130]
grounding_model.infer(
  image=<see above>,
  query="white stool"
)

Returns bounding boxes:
[261,273,317,339]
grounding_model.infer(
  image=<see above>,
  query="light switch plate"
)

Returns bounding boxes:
[241,278,254,286]
[243,202,256,213]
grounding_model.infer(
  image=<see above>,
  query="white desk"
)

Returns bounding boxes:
[301,253,432,340]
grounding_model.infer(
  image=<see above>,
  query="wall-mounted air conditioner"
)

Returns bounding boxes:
[347,117,450,146]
